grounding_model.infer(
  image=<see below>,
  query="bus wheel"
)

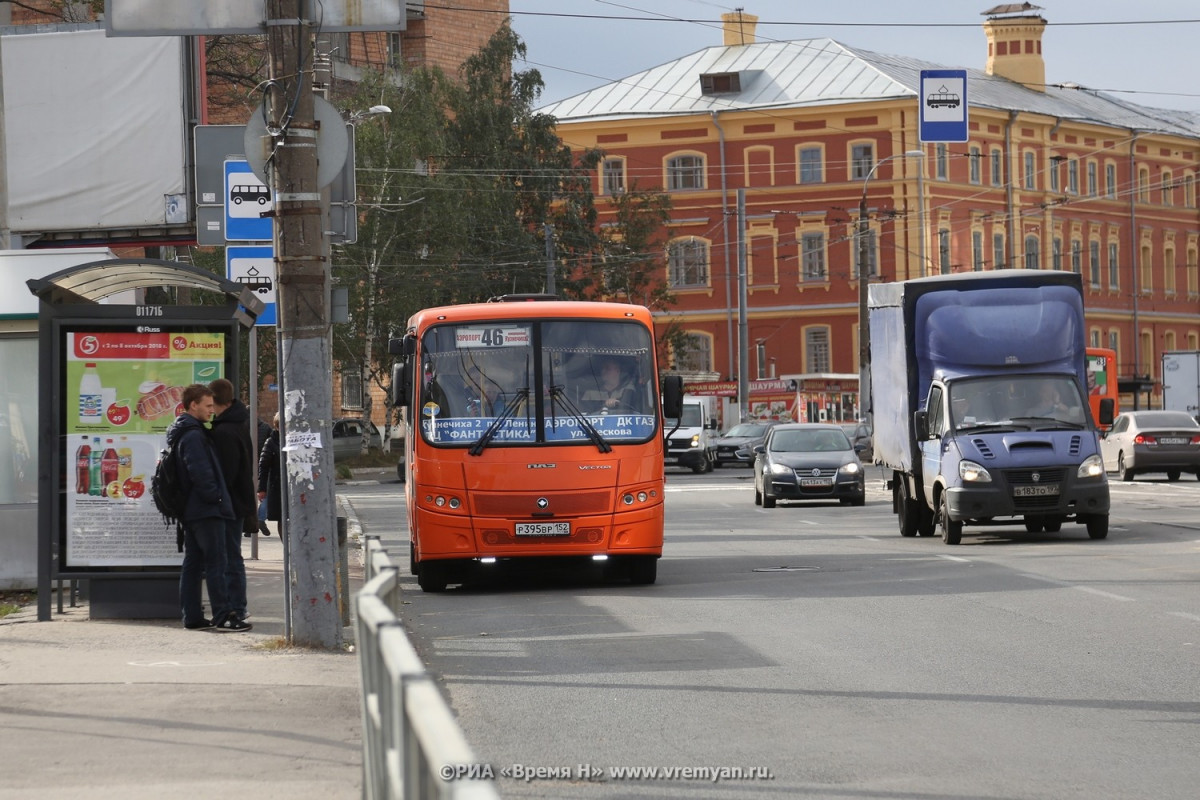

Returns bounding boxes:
[417,561,449,592]
[629,556,657,585]
[409,542,417,575]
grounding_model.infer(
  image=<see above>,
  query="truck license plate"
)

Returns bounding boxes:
[1013,484,1059,497]
[515,522,571,537]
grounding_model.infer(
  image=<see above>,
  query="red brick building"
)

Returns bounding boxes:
[544,9,1200,418]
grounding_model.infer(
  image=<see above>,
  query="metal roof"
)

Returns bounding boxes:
[540,38,1200,139]
[26,257,264,328]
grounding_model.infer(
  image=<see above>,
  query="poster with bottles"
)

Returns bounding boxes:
[64,330,225,568]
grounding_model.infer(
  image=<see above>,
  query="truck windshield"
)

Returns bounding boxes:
[664,404,703,429]
[950,376,1088,429]
[417,319,658,447]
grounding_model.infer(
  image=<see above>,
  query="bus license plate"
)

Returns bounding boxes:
[1013,484,1059,497]
[515,522,571,537]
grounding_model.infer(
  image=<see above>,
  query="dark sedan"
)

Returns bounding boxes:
[752,423,865,508]
[1100,410,1200,481]
[713,420,780,466]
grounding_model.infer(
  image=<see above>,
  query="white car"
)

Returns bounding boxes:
[1100,410,1200,481]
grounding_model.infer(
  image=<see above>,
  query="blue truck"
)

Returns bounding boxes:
[868,270,1113,544]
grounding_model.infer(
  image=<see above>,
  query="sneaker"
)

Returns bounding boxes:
[185,618,215,630]
[214,615,252,633]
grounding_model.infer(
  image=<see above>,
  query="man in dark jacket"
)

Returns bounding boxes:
[209,378,256,623]
[168,384,249,632]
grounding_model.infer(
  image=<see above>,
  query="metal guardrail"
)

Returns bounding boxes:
[356,535,501,800]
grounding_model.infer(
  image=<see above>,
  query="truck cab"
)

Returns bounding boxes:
[664,396,718,473]
[915,373,1110,543]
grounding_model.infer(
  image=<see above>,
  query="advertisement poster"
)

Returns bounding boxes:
[64,330,225,568]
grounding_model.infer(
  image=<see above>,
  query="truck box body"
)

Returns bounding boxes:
[1161,351,1200,420]
[868,270,1109,543]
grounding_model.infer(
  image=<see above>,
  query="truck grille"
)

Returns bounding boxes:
[1003,467,1067,484]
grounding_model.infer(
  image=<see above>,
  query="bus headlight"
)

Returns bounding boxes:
[959,459,992,483]
[1077,454,1105,479]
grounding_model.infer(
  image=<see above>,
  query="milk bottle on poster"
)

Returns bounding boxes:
[79,363,103,425]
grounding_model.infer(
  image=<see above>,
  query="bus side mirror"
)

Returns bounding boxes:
[661,375,684,419]
[1098,398,1114,426]
[391,360,411,408]
[388,334,416,356]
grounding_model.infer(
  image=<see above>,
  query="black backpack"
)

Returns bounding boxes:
[151,433,189,529]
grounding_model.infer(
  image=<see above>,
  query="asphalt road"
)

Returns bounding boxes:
[341,466,1200,799]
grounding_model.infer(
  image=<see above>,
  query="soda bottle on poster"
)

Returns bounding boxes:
[80,362,103,426]
[88,437,103,496]
[101,439,119,495]
[75,437,91,495]
[117,438,133,485]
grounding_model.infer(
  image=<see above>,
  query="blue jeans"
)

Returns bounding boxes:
[180,517,231,626]
[224,517,248,618]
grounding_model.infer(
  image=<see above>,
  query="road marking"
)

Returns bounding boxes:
[1167,612,1200,622]
[938,554,971,563]
[1073,586,1135,602]
[858,535,881,541]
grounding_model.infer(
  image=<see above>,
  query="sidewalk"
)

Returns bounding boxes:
[0,524,365,800]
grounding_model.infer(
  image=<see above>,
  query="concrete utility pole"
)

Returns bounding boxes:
[267,0,341,648]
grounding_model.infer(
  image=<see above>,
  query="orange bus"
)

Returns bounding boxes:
[389,295,683,592]
[1086,347,1119,430]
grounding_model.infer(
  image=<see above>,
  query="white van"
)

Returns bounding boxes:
[663,396,718,473]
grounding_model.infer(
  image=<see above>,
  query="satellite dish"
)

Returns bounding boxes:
[243,95,349,189]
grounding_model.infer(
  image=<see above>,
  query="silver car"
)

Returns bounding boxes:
[1100,410,1200,481]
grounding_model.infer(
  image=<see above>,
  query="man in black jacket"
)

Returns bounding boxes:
[168,384,249,632]
[209,378,256,624]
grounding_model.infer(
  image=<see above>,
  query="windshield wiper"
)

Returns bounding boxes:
[547,385,612,453]
[468,388,530,456]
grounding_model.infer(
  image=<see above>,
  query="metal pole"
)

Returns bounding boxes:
[544,223,556,294]
[736,189,749,422]
[249,327,259,560]
[268,0,341,648]
[858,190,871,421]
[915,159,926,278]
[0,28,11,250]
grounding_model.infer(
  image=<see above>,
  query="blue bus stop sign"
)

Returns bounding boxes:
[224,160,273,242]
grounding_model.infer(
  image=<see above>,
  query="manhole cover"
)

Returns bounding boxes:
[752,565,820,572]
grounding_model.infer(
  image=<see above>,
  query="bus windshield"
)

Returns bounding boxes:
[417,318,658,447]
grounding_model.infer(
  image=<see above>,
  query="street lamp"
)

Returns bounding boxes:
[857,148,924,422]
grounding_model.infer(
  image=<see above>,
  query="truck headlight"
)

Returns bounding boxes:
[689,434,700,448]
[1077,454,1105,479]
[959,459,992,483]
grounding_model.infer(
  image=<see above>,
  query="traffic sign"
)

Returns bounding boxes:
[227,246,276,326]
[224,160,273,242]
[919,70,968,143]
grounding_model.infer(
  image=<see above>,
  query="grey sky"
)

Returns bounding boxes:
[509,1,1200,113]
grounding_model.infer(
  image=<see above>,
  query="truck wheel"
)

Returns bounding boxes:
[1167,470,1181,482]
[1118,452,1135,482]
[938,493,962,545]
[629,556,657,585]
[1024,516,1044,533]
[417,560,449,592]
[897,480,919,537]
[1086,515,1109,540]
[1042,517,1063,533]
[917,502,936,537]
[704,452,715,473]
